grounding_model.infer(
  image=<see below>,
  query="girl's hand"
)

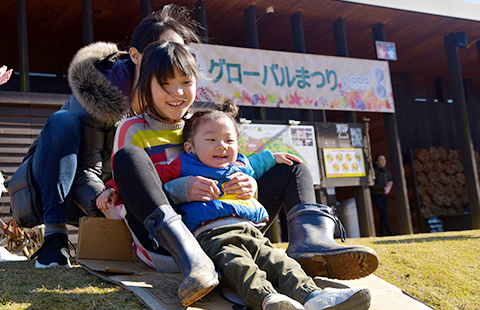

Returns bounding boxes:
[273,153,303,166]
[187,176,220,202]
[224,172,257,199]
[96,188,120,212]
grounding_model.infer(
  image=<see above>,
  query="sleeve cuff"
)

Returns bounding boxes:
[164,176,190,204]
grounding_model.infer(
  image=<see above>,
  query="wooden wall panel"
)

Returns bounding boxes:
[0,96,63,220]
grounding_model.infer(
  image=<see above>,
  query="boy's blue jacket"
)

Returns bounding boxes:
[157,151,275,231]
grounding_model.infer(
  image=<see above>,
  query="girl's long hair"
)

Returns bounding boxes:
[136,41,199,122]
[130,4,202,54]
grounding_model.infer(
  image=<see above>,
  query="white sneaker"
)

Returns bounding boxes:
[304,287,371,310]
[263,293,305,310]
[0,246,27,262]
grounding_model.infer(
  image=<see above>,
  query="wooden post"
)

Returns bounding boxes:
[333,17,374,236]
[16,0,30,92]
[291,11,305,53]
[291,11,316,122]
[445,32,480,229]
[81,0,94,45]
[140,0,152,19]
[245,5,260,49]
[333,17,357,123]
[244,5,265,121]
[194,0,209,43]
[373,22,413,235]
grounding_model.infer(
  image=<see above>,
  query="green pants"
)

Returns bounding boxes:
[197,222,320,310]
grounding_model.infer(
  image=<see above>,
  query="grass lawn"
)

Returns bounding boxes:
[1,230,479,309]
[336,230,480,310]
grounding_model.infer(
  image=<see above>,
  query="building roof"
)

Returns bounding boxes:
[2,0,480,99]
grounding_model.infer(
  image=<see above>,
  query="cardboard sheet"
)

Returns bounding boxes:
[77,217,434,310]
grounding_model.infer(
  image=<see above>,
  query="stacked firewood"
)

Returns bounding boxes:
[405,146,473,220]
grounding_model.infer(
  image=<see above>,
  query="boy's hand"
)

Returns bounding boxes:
[96,188,120,211]
[384,181,393,194]
[187,176,220,202]
[224,172,257,199]
[273,153,303,166]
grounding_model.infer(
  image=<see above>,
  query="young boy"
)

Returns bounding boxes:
[154,101,371,310]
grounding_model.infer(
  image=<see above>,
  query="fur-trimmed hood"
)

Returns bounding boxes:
[68,42,130,126]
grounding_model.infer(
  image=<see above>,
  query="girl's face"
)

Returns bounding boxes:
[150,68,196,123]
[184,116,239,169]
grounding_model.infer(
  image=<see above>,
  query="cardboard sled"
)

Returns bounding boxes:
[77,217,433,310]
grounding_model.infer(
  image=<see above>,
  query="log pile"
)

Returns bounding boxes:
[405,147,475,220]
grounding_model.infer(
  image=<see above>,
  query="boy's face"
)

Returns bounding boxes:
[376,155,387,168]
[184,116,239,168]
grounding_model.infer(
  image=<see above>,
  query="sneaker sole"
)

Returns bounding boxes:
[179,276,219,307]
[264,300,304,310]
[323,288,371,310]
[35,260,72,269]
[295,251,378,280]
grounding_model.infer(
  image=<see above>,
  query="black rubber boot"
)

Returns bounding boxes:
[286,203,379,280]
[145,205,219,306]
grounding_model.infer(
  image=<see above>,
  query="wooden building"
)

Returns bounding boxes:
[2,0,480,236]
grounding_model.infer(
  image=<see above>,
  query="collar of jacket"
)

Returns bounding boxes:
[68,42,130,126]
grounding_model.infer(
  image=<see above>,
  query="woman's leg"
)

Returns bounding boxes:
[31,110,81,225]
[112,145,218,306]
[30,110,81,268]
[257,162,316,220]
[112,146,173,254]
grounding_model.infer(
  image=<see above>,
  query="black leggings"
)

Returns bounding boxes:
[113,145,316,254]
[257,161,316,232]
[113,145,173,255]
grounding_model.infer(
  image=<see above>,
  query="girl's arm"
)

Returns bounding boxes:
[248,150,303,180]
[248,150,277,180]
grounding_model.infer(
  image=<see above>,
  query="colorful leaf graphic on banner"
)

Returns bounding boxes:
[288,91,303,107]
[242,90,252,104]
[267,93,277,103]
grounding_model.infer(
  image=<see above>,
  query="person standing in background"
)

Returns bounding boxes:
[370,154,394,236]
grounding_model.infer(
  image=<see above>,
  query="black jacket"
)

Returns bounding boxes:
[370,165,392,195]
[10,42,132,225]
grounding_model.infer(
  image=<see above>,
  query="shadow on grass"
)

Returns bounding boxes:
[373,233,480,245]
[0,260,146,309]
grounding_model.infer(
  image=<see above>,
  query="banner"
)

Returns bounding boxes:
[192,43,395,113]
[239,124,321,185]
